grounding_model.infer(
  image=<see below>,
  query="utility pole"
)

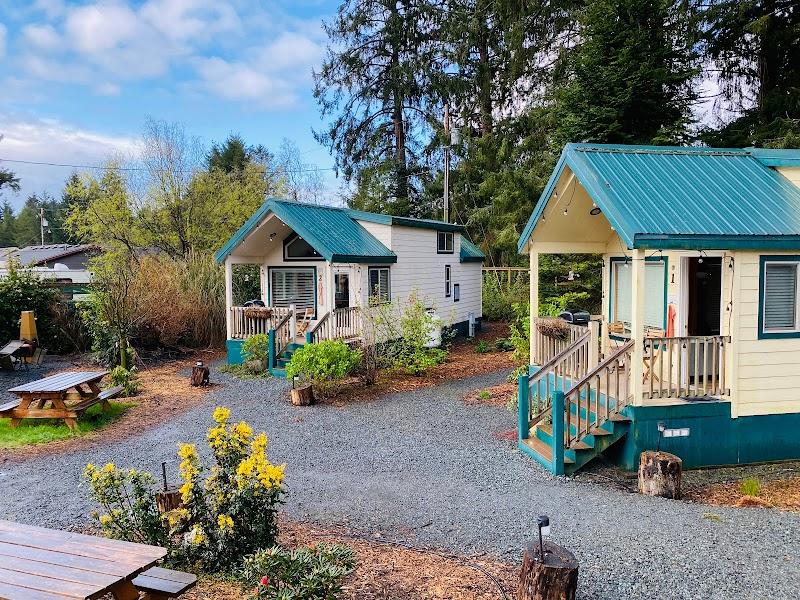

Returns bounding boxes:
[443,103,450,223]
[39,207,48,246]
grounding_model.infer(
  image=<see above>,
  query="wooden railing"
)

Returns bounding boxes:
[532,317,590,366]
[308,307,362,343]
[526,330,592,430]
[643,335,730,399]
[564,341,634,448]
[230,306,291,339]
[273,311,293,361]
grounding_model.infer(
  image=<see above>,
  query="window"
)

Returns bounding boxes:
[610,258,666,328]
[437,231,454,254]
[283,233,322,261]
[445,265,451,297]
[270,268,316,317]
[368,267,391,303]
[760,257,800,338]
[453,283,460,302]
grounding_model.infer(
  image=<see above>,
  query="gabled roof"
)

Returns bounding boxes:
[460,238,485,262]
[214,199,398,264]
[347,208,465,233]
[4,244,97,267]
[518,144,800,252]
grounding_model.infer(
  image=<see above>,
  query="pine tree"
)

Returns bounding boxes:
[552,0,699,145]
[0,201,16,247]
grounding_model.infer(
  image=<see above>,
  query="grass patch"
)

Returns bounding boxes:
[0,401,134,449]
[218,364,271,379]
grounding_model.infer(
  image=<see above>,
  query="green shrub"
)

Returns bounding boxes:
[110,365,140,397]
[85,407,285,572]
[285,340,361,395]
[0,262,61,350]
[740,477,761,497]
[482,275,528,322]
[475,340,490,354]
[243,334,270,364]
[509,303,530,363]
[395,291,448,375]
[494,337,515,352]
[242,543,356,600]
[477,390,491,400]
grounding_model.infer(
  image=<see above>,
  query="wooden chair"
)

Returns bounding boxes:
[296,308,315,336]
[642,327,666,382]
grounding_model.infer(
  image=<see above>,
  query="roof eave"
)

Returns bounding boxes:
[331,253,397,264]
[635,234,800,251]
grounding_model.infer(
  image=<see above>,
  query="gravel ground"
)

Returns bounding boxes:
[2,366,799,599]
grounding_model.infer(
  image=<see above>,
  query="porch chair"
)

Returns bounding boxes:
[642,326,666,383]
[296,308,315,336]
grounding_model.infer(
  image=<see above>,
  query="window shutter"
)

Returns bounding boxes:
[764,263,798,330]
[614,262,632,323]
[644,262,665,328]
[270,269,315,315]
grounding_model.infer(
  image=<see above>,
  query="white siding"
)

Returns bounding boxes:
[776,167,800,189]
[356,220,392,248]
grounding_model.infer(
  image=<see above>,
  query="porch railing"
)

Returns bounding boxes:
[643,335,730,399]
[230,306,291,339]
[532,317,591,365]
[527,330,592,431]
[564,341,634,448]
[307,307,362,344]
[272,311,294,363]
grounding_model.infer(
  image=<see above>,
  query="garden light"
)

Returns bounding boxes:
[536,515,550,561]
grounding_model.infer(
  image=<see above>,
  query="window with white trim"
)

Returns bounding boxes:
[283,233,322,260]
[762,260,800,334]
[437,231,454,253]
[368,267,391,303]
[445,265,451,297]
[610,259,665,328]
[270,268,316,316]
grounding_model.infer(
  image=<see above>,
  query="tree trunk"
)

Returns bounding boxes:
[290,384,315,406]
[518,540,578,600]
[638,450,682,499]
[191,365,210,387]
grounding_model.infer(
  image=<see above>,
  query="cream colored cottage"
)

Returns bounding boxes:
[517,144,800,473]
[214,199,484,374]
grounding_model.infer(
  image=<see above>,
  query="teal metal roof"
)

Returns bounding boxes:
[518,143,800,252]
[214,199,397,264]
[460,237,485,262]
[346,209,465,232]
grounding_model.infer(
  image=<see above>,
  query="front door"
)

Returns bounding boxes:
[334,273,350,309]
[686,257,722,382]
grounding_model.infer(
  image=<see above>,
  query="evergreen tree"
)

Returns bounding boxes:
[552,0,699,145]
[0,201,16,247]
[699,0,800,147]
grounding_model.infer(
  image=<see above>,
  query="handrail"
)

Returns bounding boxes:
[307,311,329,336]
[528,331,591,388]
[643,335,730,399]
[565,340,635,393]
[273,311,294,360]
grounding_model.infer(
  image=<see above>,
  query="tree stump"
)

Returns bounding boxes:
[191,365,210,387]
[638,450,682,499]
[518,540,578,600]
[290,384,314,406]
[155,488,182,513]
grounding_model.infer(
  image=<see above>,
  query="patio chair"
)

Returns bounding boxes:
[296,308,315,336]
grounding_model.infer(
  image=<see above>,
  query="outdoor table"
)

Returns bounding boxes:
[0,519,167,600]
[2,371,109,431]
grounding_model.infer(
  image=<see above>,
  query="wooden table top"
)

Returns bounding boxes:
[0,520,167,600]
[7,372,108,395]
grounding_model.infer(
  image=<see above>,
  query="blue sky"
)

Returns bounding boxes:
[0,0,339,209]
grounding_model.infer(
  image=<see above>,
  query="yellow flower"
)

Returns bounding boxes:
[179,481,194,502]
[102,463,116,473]
[233,421,253,441]
[212,406,231,425]
[217,514,234,532]
[178,443,198,460]
[99,514,113,526]
[187,525,205,546]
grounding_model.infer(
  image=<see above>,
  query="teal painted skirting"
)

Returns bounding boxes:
[614,402,800,470]
[226,339,245,365]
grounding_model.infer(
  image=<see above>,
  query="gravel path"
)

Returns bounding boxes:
[2,367,799,599]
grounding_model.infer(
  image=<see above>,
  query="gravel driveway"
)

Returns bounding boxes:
[1,367,799,599]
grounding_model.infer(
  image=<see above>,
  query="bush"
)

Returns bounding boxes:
[740,477,761,497]
[475,340,490,354]
[509,303,530,363]
[0,262,62,350]
[395,291,448,375]
[110,365,140,397]
[482,274,528,322]
[85,407,285,572]
[494,337,515,352]
[242,543,356,600]
[243,334,269,364]
[285,340,361,396]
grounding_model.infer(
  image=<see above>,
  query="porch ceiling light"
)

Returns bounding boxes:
[269,232,277,242]
[589,206,602,216]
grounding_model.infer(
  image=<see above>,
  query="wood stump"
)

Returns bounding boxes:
[518,540,578,600]
[155,488,182,514]
[638,450,682,499]
[290,384,314,406]
[191,365,210,387]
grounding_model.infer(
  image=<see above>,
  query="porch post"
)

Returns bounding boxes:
[529,248,539,364]
[289,304,297,340]
[630,249,646,405]
[224,258,233,340]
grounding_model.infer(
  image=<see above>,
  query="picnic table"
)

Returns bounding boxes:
[1,371,122,431]
[0,519,167,600]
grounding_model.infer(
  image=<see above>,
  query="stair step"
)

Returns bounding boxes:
[522,437,575,464]
[608,412,631,422]
[590,427,612,436]
[570,440,593,451]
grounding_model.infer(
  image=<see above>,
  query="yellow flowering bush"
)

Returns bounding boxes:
[84,407,286,572]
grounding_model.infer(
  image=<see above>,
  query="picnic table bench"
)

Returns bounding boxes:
[1,371,123,431]
[0,341,29,371]
[0,520,196,600]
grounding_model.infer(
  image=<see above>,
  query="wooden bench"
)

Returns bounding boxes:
[133,566,197,599]
[0,399,20,415]
[97,385,125,402]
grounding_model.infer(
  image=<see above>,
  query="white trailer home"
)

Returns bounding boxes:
[213,198,485,374]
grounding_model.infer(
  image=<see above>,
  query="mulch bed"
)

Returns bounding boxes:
[463,382,517,409]
[0,351,221,462]
[685,475,800,512]
[321,321,519,406]
[183,519,518,600]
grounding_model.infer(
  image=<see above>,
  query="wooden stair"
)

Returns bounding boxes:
[270,342,304,378]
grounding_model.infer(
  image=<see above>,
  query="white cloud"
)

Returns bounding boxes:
[94,82,122,96]
[0,23,7,59]
[0,114,138,206]
[258,32,323,73]
[194,57,296,107]
[140,0,241,43]
[22,24,61,50]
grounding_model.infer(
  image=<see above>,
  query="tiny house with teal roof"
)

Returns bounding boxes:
[516,144,800,474]
[214,199,484,374]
